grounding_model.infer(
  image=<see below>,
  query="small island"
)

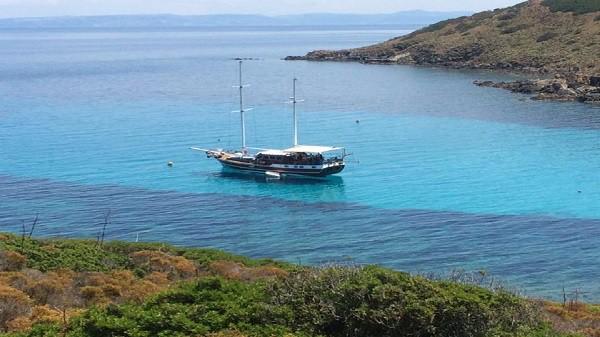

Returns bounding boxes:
[0,233,598,337]
[286,0,600,103]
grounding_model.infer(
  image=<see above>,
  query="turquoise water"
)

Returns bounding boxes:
[1,27,599,299]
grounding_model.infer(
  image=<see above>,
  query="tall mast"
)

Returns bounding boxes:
[290,78,303,147]
[292,78,298,146]
[238,60,246,151]
[234,60,253,152]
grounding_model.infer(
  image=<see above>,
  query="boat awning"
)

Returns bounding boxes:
[258,149,289,156]
[284,145,343,154]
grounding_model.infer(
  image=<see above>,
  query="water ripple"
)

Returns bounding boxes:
[1,174,599,300]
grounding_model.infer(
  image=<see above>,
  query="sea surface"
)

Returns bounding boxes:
[0,26,599,300]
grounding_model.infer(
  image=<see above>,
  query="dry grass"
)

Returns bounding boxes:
[0,251,27,272]
[209,260,289,281]
[544,301,600,336]
[0,246,288,333]
[130,250,198,279]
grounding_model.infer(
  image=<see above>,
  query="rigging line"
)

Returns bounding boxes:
[226,104,232,148]
[226,64,237,148]
[293,76,298,147]
[250,99,257,147]
[288,85,294,146]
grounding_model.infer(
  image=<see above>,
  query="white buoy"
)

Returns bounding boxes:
[167,161,174,167]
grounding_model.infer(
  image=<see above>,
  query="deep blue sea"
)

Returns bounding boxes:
[1,26,599,300]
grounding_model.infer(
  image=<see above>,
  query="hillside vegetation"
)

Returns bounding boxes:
[0,233,595,337]
[292,1,600,75]
[545,0,600,14]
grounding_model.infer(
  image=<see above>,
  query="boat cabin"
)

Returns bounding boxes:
[255,145,344,166]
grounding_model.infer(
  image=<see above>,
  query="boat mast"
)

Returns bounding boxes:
[238,60,246,151]
[292,78,298,146]
[290,78,303,147]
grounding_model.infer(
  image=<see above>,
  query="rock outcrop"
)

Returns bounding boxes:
[474,76,600,103]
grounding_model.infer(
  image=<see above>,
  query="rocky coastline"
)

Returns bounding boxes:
[284,47,548,73]
[474,75,600,103]
[285,1,600,104]
[285,50,600,104]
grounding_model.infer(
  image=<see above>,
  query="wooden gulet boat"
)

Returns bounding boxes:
[192,61,346,179]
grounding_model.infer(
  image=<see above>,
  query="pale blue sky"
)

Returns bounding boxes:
[0,0,524,18]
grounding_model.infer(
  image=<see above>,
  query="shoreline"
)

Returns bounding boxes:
[285,55,600,104]
[284,1,600,105]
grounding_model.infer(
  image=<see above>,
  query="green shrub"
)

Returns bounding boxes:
[69,277,295,337]
[501,24,532,35]
[1,324,63,337]
[537,32,559,42]
[269,265,538,337]
[0,233,291,273]
[497,10,519,21]
[0,234,129,272]
[456,21,480,33]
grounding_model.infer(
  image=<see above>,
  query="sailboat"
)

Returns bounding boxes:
[192,61,346,179]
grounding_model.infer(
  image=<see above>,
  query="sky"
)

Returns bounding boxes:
[0,0,524,18]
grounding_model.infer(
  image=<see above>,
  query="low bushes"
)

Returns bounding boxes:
[70,277,296,337]
[21,267,562,337]
[537,32,559,43]
[0,234,582,337]
[0,251,26,272]
[0,286,32,332]
[501,24,533,35]
[0,233,289,334]
[269,266,539,337]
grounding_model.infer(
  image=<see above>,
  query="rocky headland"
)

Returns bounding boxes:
[475,75,600,103]
[286,0,600,103]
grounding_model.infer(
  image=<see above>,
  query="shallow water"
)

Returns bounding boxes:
[0,26,599,300]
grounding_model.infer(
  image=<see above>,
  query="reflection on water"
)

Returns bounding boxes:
[217,169,345,185]
[202,169,347,201]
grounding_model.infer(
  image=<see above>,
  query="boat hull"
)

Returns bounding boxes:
[217,158,344,177]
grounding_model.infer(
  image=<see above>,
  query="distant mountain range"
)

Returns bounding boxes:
[0,11,472,29]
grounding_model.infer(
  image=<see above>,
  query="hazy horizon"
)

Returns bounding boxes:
[0,10,472,20]
[0,0,523,19]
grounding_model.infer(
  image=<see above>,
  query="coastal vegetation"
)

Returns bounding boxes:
[0,233,596,337]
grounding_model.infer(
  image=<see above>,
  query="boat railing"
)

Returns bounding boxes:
[324,157,344,164]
